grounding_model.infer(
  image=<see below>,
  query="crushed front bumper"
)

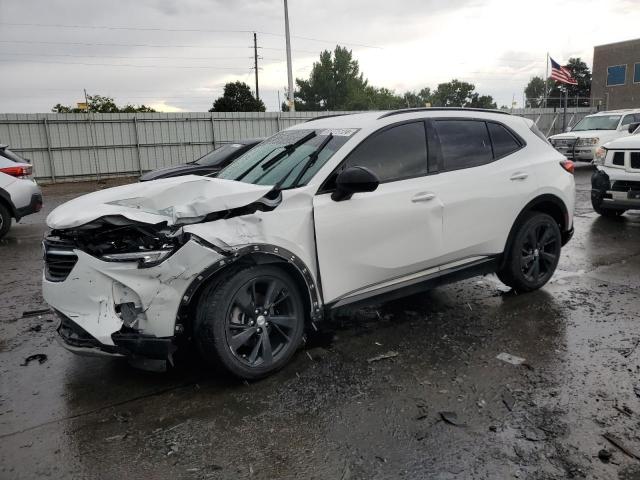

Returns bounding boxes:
[43,238,223,359]
[591,168,640,210]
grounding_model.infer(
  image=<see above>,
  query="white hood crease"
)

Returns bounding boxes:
[46,175,274,229]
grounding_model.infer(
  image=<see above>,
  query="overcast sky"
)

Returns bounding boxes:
[1,0,639,113]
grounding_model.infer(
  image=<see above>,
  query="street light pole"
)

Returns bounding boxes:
[283,0,295,111]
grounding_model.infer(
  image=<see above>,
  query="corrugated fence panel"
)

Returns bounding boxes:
[0,109,595,182]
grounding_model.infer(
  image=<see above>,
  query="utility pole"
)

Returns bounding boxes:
[283,0,295,111]
[253,32,260,102]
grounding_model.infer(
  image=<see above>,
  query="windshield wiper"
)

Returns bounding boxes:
[273,133,334,191]
[234,146,282,181]
[260,131,316,171]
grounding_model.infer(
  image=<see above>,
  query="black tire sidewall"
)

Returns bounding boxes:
[195,264,305,380]
[0,204,10,239]
[504,212,561,292]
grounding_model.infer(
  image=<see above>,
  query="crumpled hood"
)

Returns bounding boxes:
[47,175,273,229]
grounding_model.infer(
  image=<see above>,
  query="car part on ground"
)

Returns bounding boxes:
[138,139,263,182]
[43,108,575,379]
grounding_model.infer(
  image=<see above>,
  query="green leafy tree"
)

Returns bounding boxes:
[431,79,475,107]
[292,46,370,111]
[51,94,156,113]
[402,88,432,108]
[546,58,591,108]
[210,81,265,112]
[468,93,497,109]
[524,76,545,108]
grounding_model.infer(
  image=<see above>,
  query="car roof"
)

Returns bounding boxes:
[292,108,513,130]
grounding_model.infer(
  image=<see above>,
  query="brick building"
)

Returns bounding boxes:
[591,38,640,110]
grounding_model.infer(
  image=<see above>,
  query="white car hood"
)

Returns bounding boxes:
[47,175,273,229]
[603,135,640,149]
[549,130,618,140]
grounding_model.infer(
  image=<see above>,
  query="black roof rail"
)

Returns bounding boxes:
[304,113,350,123]
[377,107,511,120]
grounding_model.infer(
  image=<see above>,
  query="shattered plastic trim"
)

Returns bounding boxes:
[181,243,323,321]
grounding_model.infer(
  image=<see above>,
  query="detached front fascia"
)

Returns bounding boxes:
[43,239,224,347]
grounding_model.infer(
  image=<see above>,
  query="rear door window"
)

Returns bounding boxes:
[342,121,428,182]
[435,120,493,170]
[487,122,523,158]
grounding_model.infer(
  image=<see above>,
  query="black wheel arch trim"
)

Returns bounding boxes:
[180,243,323,323]
[501,194,570,269]
[0,187,17,219]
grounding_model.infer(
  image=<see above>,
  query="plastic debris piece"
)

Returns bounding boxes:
[439,411,462,426]
[496,352,526,365]
[367,351,399,363]
[20,354,47,366]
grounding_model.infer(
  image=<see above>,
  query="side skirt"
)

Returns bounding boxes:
[324,256,501,312]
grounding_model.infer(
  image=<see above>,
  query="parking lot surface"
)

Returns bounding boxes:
[1,166,640,479]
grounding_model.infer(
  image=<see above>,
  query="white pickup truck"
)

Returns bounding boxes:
[549,109,640,162]
[591,124,640,217]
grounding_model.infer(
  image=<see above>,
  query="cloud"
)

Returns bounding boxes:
[0,0,638,112]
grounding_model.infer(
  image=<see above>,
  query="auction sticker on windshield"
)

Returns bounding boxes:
[319,128,359,136]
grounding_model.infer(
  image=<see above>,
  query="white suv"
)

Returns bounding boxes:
[549,109,640,161]
[43,109,575,379]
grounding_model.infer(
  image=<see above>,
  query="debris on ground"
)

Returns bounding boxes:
[634,386,640,399]
[20,353,48,366]
[367,351,399,363]
[603,433,640,460]
[496,352,526,365]
[598,449,613,463]
[28,325,42,333]
[439,411,463,426]
[502,390,516,411]
[21,308,52,318]
[523,427,547,442]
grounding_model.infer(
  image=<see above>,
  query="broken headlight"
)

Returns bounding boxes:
[101,249,174,267]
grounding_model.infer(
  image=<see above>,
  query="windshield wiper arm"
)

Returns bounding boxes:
[273,133,334,191]
[234,146,281,181]
[260,131,317,171]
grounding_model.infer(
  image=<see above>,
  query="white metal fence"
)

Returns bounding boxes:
[0,108,594,183]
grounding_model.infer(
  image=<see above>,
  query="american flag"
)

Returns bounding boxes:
[550,57,578,85]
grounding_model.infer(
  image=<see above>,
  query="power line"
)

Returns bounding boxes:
[0,39,320,54]
[0,58,250,69]
[0,22,383,49]
[0,52,269,61]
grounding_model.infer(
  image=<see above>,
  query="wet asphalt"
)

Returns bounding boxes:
[1,166,640,480]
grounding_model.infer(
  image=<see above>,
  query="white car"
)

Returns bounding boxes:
[549,109,640,161]
[43,109,575,379]
[591,126,640,216]
[0,145,43,239]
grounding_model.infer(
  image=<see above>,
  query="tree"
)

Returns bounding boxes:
[292,46,370,111]
[403,88,432,108]
[468,93,497,109]
[431,80,476,107]
[51,94,156,113]
[524,76,545,107]
[210,81,265,112]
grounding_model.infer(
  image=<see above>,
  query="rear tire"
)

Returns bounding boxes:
[0,204,11,239]
[498,212,561,293]
[194,264,306,380]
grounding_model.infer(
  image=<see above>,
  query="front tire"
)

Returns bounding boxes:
[498,212,561,293]
[0,203,11,239]
[194,264,306,380]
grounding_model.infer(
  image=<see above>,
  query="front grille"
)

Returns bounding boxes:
[631,152,640,169]
[611,180,640,192]
[44,236,78,282]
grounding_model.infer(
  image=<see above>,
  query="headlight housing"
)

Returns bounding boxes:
[593,147,606,166]
[101,249,174,267]
[577,137,599,146]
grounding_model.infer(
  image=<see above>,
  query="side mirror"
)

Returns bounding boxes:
[628,122,640,134]
[331,166,380,202]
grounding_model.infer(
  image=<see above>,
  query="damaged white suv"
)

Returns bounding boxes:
[44,109,575,379]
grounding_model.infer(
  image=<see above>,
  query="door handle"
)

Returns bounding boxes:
[411,192,436,202]
[510,172,529,181]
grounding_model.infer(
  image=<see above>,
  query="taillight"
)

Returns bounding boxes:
[559,159,575,174]
[0,165,32,178]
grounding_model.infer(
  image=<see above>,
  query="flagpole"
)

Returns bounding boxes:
[543,52,549,109]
